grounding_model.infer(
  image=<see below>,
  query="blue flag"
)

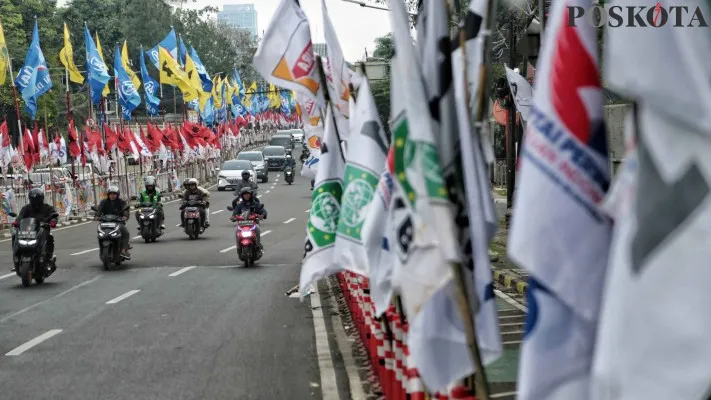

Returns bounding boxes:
[114,45,141,120]
[201,97,215,126]
[233,69,245,98]
[149,28,177,68]
[178,37,188,66]
[140,48,161,116]
[189,46,212,93]
[15,20,52,118]
[84,26,110,105]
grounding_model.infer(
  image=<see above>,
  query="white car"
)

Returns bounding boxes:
[217,160,256,191]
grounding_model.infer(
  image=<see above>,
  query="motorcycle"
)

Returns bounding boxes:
[135,202,163,243]
[284,167,294,185]
[227,205,263,268]
[300,149,309,164]
[91,205,130,270]
[179,196,207,240]
[9,212,58,287]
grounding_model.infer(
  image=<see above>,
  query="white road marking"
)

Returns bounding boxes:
[6,329,63,356]
[106,290,140,304]
[132,235,141,240]
[491,391,518,399]
[169,266,196,277]
[219,245,236,253]
[265,190,271,194]
[262,230,272,236]
[0,272,15,281]
[70,248,99,256]
[270,186,276,189]
[176,224,181,227]
[305,209,310,212]
[503,340,522,345]
[284,218,296,224]
[494,289,528,313]
[211,210,224,215]
[0,276,99,323]
[310,285,340,399]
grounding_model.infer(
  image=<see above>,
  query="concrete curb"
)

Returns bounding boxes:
[493,269,528,296]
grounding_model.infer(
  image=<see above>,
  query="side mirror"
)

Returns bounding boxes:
[90,205,99,212]
[130,195,137,201]
[177,193,183,198]
[8,212,16,218]
[227,206,234,211]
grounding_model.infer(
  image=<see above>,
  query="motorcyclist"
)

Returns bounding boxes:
[231,187,267,252]
[135,176,165,230]
[12,188,59,272]
[96,186,131,258]
[231,170,259,209]
[283,154,296,170]
[180,178,210,228]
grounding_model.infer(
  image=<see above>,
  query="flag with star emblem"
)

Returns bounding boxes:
[388,0,460,318]
[334,79,388,276]
[299,106,344,295]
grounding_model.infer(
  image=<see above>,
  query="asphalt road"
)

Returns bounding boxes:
[0,170,327,399]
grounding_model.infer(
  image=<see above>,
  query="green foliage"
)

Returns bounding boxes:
[372,33,393,59]
[370,76,391,135]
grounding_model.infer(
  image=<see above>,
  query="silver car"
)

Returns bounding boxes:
[236,151,268,183]
[217,160,257,191]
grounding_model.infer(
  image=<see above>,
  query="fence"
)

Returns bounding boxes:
[337,271,478,400]
[0,134,269,234]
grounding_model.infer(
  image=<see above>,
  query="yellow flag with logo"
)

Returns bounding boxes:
[212,76,224,109]
[184,53,209,107]
[95,33,110,96]
[225,79,236,105]
[121,40,141,90]
[158,46,197,100]
[0,20,8,85]
[59,23,84,84]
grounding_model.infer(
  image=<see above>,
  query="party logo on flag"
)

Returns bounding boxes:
[273,43,320,96]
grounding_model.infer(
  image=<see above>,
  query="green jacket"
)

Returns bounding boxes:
[137,189,162,206]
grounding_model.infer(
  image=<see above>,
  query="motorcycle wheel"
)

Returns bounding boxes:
[19,261,32,287]
[101,247,111,270]
[288,181,292,185]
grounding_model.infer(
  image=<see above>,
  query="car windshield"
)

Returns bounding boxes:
[223,160,253,170]
[263,147,286,156]
[270,137,292,148]
[236,152,263,162]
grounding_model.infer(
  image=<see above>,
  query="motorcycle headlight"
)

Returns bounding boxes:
[239,231,253,238]
[149,214,155,219]
[110,230,120,238]
[18,239,37,246]
[139,214,145,219]
[98,231,107,238]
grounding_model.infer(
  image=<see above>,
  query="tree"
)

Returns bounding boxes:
[219,25,259,84]
[372,33,393,60]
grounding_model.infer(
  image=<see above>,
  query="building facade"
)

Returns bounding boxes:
[217,4,258,38]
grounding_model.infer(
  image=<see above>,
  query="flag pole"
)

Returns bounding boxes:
[7,57,23,151]
[42,96,56,207]
[314,56,345,163]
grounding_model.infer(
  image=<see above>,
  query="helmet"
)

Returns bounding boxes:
[185,178,198,190]
[144,176,156,186]
[107,186,120,196]
[241,170,251,180]
[28,188,44,208]
[240,187,254,198]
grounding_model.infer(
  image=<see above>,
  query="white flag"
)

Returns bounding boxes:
[591,103,711,400]
[252,0,324,107]
[334,79,388,276]
[321,0,350,137]
[299,107,345,294]
[504,67,533,122]
[603,0,711,136]
[507,0,612,398]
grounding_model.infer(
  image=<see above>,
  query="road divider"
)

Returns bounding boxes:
[284,218,296,224]
[5,329,63,356]
[70,248,99,256]
[169,266,196,277]
[106,290,140,304]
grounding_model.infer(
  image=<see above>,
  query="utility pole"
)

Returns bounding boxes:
[506,19,517,212]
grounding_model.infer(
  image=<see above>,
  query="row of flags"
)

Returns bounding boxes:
[0,18,301,129]
[253,0,500,393]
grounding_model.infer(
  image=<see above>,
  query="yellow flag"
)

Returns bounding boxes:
[269,84,280,108]
[0,20,8,85]
[95,33,110,96]
[225,79,236,105]
[59,23,84,84]
[158,46,196,100]
[212,76,223,108]
[184,53,209,107]
[121,40,141,90]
